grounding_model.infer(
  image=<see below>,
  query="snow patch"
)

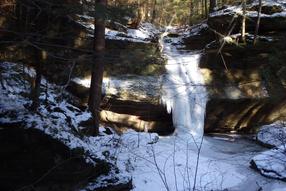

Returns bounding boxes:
[72,76,161,101]
[76,15,159,43]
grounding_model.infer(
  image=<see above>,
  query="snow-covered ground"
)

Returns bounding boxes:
[122,133,286,191]
[0,62,131,188]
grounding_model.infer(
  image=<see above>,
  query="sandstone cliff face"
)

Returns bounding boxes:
[197,1,286,133]
[208,1,286,34]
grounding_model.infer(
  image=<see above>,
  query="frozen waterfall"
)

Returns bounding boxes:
[161,32,208,138]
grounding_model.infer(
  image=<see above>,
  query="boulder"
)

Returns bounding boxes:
[250,146,286,181]
[250,121,286,181]
[182,23,215,50]
[256,122,286,148]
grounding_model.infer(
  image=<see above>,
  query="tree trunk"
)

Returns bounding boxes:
[88,0,107,136]
[204,0,208,18]
[209,0,217,13]
[253,0,262,45]
[144,0,149,22]
[151,0,156,23]
[201,0,204,18]
[241,0,246,43]
[189,0,193,26]
[31,48,42,111]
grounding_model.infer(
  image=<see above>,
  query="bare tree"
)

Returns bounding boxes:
[241,0,246,43]
[204,0,208,18]
[253,0,262,45]
[88,0,107,135]
[189,0,193,25]
[151,0,157,23]
[30,48,42,111]
[209,0,217,13]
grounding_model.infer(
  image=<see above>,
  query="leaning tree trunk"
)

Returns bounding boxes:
[253,0,262,45]
[88,0,107,136]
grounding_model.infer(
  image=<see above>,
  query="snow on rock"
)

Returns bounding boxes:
[251,146,286,181]
[72,75,161,101]
[185,22,209,37]
[257,121,286,148]
[127,22,160,41]
[76,14,160,43]
[160,23,209,43]
[105,22,160,43]
[251,121,286,181]
[0,62,131,188]
[209,0,286,18]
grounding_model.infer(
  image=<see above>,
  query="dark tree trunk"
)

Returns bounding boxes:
[88,0,107,136]
[31,49,42,111]
[204,0,208,18]
[253,0,262,45]
[189,0,193,26]
[209,0,217,13]
[151,0,156,23]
